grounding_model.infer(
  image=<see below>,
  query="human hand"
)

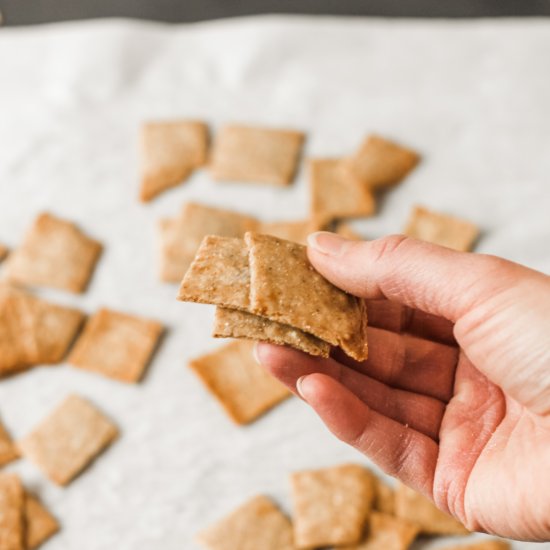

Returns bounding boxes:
[255,232,550,541]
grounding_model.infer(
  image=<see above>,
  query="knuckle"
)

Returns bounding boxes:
[369,234,411,263]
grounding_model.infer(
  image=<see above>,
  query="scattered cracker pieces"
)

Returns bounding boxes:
[189,339,290,425]
[197,495,296,550]
[18,395,118,486]
[0,473,24,550]
[140,120,209,202]
[373,478,395,515]
[0,243,9,262]
[335,222,364,240]
[261,220,318,245]
[309,158,376,226]
[291,464,374,548]
[0,419,19,468]
[343,135,420,189]
[395,483,469,535]
[69,308,163,383]
[4,213,102,293]
[404,205,479,252]
[439,541,510,550]
[25,493,60,550]
[210,125,305,186]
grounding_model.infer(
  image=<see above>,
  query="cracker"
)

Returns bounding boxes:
[213,307,331,358]
[291,464,374,548]
[439,541,510,550]
[246,233,368,361]
[4,213,102,293]
[197,495,296,550]
[140,120,209,202]
[189,339,290,425]
[343,135,420,189]
[210,125,305,186]
[335,222,364,240]
[0,473,24,550]
[404,206,479,252]
[69,308,163,383]
[394,483,469,535]
[261,220,318,245]
[0,419,19,468]
[25,493,60,549]
[373,478,395,515]
[0,243,8,262]
[309,158,376,226]
[18,394,118,486]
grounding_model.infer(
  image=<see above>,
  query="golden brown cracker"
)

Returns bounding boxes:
[373,478,395,515]
[197,495,296,550]
[25,493,60,549]
[260,220,318,245]
[0,473,24,550]
[213,307,331,358]
[343,135,420,189]
[291,464,374,548]
[0,420,19,468]
[309,158,376,226]
[395,483,469,535]
[439,541,510,550]
[4,213,102,293]
[246,232,368,361]
[210,125,305,186]
[69,308,163,383]
[189,340,290,425]
[18,394,118,486]
[140,120,209,202]
[404,205,479,252]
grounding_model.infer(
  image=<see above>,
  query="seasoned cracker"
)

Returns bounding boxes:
[246,232,368,361]
[395,483,469,535]
[18,394,118,486]
[343,135,420,189]
[0,473,24,550]
[140,120,209,202]
[0,243,8,262]
[261,220,318,245]
[69,308,163,383]
[197,495,296,550]
[373,478,395,515]
[309,158,376,226]
[440,541,510,550]
[25,493,60,549]
[213,307,331,358]
[291,464,374,548]
[342,512,419,550]
[189,339,290,425]
[210,125,305,186]
[404,205,479,252]
[0,419,19,467]
[4,213,102,293]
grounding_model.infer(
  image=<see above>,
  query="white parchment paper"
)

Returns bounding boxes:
[1,16,550,549]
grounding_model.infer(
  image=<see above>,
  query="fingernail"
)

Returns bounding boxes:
[307,231,350,257]
[252,342,262,364]
[296,375,309,400]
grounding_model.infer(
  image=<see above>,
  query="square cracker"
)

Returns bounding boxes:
[309,158,376,227]
[189,339,290,425]
[0,419,19,467]
[261,220,318,245]
[210,125,305,186]
[342,512,419,550]
[4,213,102,293]
[25,493,60,550]
[158,202,258,283]
[213,307,330,358]
[246,232,368,361]
[291,464,374,548]
[197,495,296,550]
[0,243,8,262]
[395,483,469,535]
[0,473,24,550]
[18,394,118,486]
[69,308,163,383]
[404,205,479,252]
[140,120,208,202]
[439,541,510,550]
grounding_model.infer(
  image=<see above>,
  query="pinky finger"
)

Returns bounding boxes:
[298,372,439,497]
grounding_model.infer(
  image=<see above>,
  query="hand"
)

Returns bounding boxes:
[255,232,550,542]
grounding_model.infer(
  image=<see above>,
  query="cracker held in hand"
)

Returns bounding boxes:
[18,395,118,486]
[309,158,376,227]
[210,125,305,186]
[395,483,469,535]
[4,213,102,293]
[0,473,24,550]
[290,464,374,548]
[344,135,420,189]
[178,233,368,360]
[0,419,19,468]
[69,308,163,383]
[404,205,480,252]
[25,493,60,549]
[140,120,209,202]
[197,495,296,550]
[189,340,290,425]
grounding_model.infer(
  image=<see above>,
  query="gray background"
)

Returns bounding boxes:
[2,0,550,25]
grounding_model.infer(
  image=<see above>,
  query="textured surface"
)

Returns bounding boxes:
[0,473,24,550]
[0,17,548,550]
